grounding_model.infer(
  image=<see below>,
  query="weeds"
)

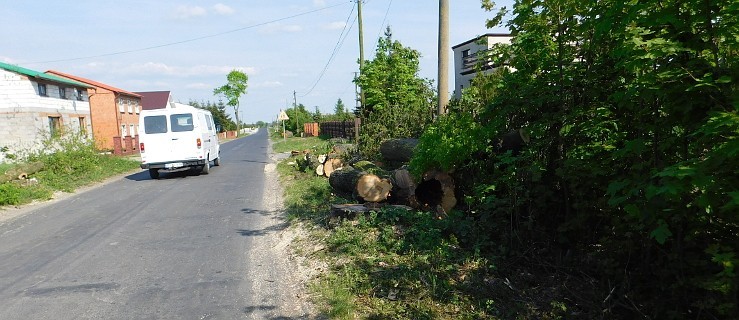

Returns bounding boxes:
[0,131,139,207]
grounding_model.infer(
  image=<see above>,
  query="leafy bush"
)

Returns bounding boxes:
[408,0,739,317]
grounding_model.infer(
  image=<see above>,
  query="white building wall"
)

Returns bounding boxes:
[452,34,512,99]
[0,69,91,161]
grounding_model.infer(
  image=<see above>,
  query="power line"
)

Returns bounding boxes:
[377,0,393,39]
[26,1,353,65]
[300,3,357,97]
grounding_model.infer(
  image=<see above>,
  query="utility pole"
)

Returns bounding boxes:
[357,0,365,113]
[437,0,450,115]
[293,90,298,136]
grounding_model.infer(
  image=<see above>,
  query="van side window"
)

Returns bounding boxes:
[205,115,213,130]
[170,113,194,132]
[143,115,168,134]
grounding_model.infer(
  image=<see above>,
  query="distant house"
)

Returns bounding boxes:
[0,62,92,160]
[452,33,512,99]
[135,91,172,110]
[46,70,142,153]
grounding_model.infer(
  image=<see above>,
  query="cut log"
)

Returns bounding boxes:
[496,129,530,155]
[1,162,44,183]
[331,204,370,219]
[332,143,355,155]
[323,158,344,178]
[317,154,328,164]
[415,170,456,214]
[357,174,392,202]
[389,167,418,207]
[315,163,324,176]
[328,167,364,197]
[379,138,419,163]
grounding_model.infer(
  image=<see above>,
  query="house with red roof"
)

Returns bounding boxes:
[0,62,92,161]
[46,70,142,154]
[134,91,172,110]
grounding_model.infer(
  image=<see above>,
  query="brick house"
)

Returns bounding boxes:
[452,33,513,99]
[0,62,92,161]
[46,70,142,153]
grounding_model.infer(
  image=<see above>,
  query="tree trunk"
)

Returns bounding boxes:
[328,167,364,197]
[380,138,419,163]
[1,162,44,183]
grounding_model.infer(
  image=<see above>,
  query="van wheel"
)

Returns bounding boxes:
[214,157,220,166]
[201,160,210,174]
[149,169,160,179]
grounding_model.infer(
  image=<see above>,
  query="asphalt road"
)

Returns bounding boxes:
[0,129,309,319]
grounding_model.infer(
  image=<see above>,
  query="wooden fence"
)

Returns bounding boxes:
[319,119,360,140]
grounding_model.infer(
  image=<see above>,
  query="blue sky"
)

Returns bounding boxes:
[1,0,512,123]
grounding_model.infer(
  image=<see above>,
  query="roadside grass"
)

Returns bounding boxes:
[276,150,515,319]
[0,134,139,207]
[271,135,332,154]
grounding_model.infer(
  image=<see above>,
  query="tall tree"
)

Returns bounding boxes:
[334,98,346,117]
[354,27,436,157]
[213,70,248,134]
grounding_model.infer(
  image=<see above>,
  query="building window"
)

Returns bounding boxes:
[74,88,84,101]
[49,116,62,137]
[78,117,87,135]
[121,124,127,137]
[59,87,67,99]
[129,124,135,137]
[135,100,140,114]
[127,98,133,113]
[118,97,124,112]
[38,83,48,96]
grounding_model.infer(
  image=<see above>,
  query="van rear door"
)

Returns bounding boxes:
[141,114,172,163]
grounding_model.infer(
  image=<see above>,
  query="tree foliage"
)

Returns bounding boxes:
[355,27,436,158]
[190,100,236,132]
[412,0,738,317]
[213,70,248,129]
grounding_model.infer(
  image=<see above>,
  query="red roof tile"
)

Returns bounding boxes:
[134,91,171,110]
[45,70,141,97]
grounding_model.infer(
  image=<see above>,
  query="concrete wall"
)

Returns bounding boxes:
[0,69,91,161]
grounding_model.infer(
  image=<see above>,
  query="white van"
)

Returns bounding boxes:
[138,103,220,179]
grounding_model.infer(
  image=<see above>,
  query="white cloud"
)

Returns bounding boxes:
[323,21,346,30]
[186,82,212,89]
[313,0,327,7]
[213,3,234,15]
[254,80,283,88]
[259,23,303,34]
[0,56,15,63]
[173,5,207,19]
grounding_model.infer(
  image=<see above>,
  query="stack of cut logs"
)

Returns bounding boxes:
[297,130,529,218]
[296,138,457,216]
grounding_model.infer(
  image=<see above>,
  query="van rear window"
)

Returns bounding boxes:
[170,113,194,132]
[143,115,167,134]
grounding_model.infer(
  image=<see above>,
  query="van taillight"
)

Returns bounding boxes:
[197,138,202,148]
[140,143,145,152]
